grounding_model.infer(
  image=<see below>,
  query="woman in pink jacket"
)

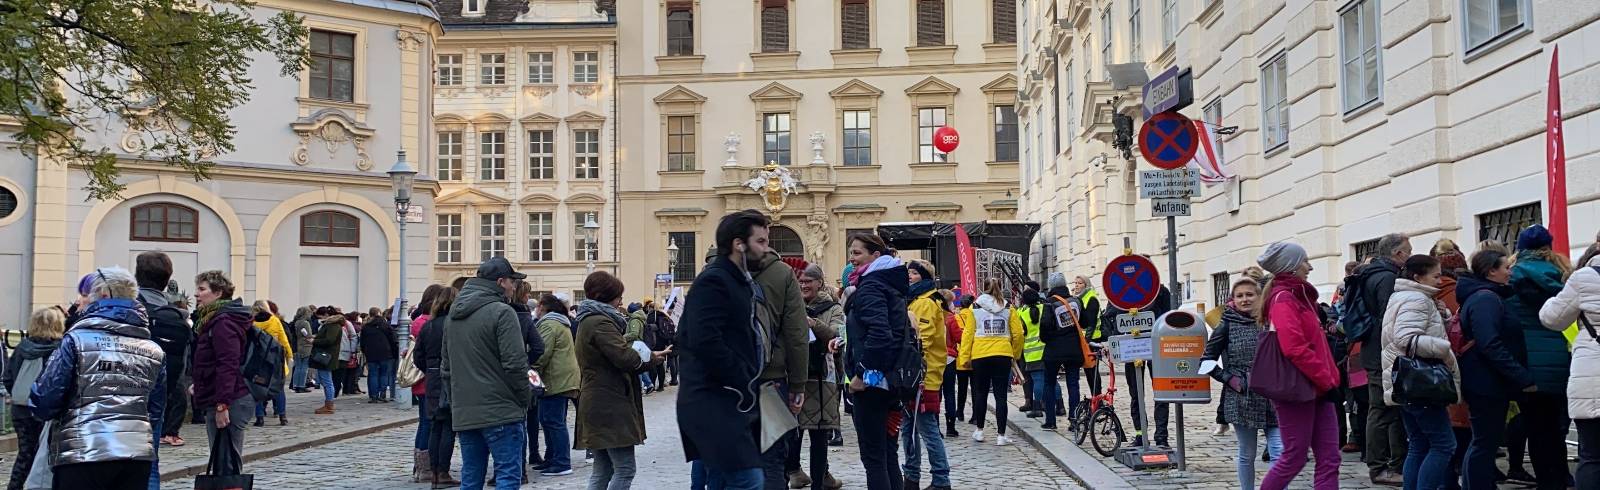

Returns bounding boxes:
[1256,242,1342,490]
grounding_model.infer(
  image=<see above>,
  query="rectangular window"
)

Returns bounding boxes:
[761,1,790,52]
[917,107,948,163]
[1211,271,1231,311]
[1352,238,1380,263]
[436,54,462,86]
[763,113,792,165]
[1100,8,1112,79]
[437,214,462,263]
[1477,202,1542,247]
[479,131,506,180]
[669,232,697,281]
[308,30,355,102]
[574,211,600,261]
[1340,0,1381,111]
[527,130,554,180]
[842,110,872,166]
[667,116,697,171]
[437,131,462,181]
[841,0,871,49]
[916,0,946,46]
[1261,53,1289,151]
[573,129,600,179]
[994,105,1018,162]
[526,52,553,84]
[1464,0,1527,52]
[479,213,505,261]
[479,53,506,85]
[1163,0,1178,46]
[573,51,599,83]
[527,212,554,262]
[993,0,1016,43]
[1129,0,1141,59]
[666,3,694,56]
[1203,98,1223,166]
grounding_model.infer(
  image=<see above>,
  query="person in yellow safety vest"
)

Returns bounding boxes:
[1073,276,1104,395]
[1019,290,1057,420]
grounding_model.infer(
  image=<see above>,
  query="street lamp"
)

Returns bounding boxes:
[387,149,417,408]
[663,238,680,301]
[582,214,600,274]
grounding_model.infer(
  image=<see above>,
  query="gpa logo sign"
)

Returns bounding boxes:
[934,126,960,153]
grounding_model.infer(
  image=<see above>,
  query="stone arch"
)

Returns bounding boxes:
[77,175,248,278]
[255,187,401,300]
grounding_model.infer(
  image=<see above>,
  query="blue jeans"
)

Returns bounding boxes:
[692,460,762,490]
[538,394,572,472]
[291,356,310,389]
[367,359,395,400]
[414,394,430,450]
[1039,362,1077,427]
[458,420,527,490]
[1234,425,1284,490]
[255,389,286,418]
[317,368,335,402]
[1402,404,1456,490]
[900,409,951,486]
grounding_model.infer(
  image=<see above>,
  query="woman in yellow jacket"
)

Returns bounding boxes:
[251,300,293,426]
[902,260,951,489]
[957,278,1025,446]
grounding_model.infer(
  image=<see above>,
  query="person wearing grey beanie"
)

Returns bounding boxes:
[1047,272,1068,290]
[1254,241,1342,490]
[1257,242,1309,276]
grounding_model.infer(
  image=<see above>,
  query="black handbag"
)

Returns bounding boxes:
[1391,336,1457,406]
[194,429,253,489]
[309,349,333,370]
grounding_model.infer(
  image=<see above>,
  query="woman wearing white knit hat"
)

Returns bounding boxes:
[1255,242,1343,490]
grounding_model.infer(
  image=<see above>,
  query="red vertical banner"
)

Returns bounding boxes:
[954,223,977,296]
[1548,45,1570,256]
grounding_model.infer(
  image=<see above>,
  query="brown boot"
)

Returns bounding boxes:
[432,471,460,489]
[314,401,334,414]
[413,449,433,482]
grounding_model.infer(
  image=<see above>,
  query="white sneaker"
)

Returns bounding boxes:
[971,429,984,442]
[996,435,1011,446]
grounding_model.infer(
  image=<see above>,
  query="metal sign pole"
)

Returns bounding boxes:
[1166,215,1185,470]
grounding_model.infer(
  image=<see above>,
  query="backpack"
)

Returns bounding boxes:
[885,317,926,400]
[241,327,286,403]
[1338,272,1378,343]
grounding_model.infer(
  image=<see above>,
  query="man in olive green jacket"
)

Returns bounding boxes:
[441,257,531,487]
[751,250,809,488]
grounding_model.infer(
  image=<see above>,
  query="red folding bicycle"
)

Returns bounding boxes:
[1071,345,1127,457]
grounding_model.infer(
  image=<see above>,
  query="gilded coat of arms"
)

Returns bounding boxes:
[743,162,799,214]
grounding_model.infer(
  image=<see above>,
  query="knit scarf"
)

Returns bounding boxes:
[908,278,936,298]
[195,298,235,330]
[574,300,629,335]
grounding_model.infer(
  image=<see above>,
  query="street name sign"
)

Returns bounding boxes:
[1142,67,1194,118]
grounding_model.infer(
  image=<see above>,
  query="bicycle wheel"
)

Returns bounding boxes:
[1071,404,1093,445]
[1089,408,1125,457]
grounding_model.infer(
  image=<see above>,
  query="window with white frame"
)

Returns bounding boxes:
[528,130,554,180]
[1129,1,1141,60]
[527,52,553,84]
[763,113,792,165]
[1261,54,1289,151]
[842,110,872,166]
[1203,98,1224,166]
[917,107,948,163]
[436,54,462,86]
[479,213,505,260]
[1463,0,1528,53]
[994,105,1018,162]
[437,131,462,181]
[1340,0,1381,111]
[573,51,599,83]
[573,129,600,179]
[464,0,483,15]
[479,53,506,85]
[437,214,462,263]
[479,131,506,180]
[1100,7,1112,79]
[573,211,600,261]
[527,212,553,262]
[1163,0,1178,46]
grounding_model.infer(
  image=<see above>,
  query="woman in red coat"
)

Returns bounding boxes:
[1256,242,1342,490]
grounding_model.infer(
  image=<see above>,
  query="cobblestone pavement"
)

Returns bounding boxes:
[1,387,418,486]
[170,386,1082,489]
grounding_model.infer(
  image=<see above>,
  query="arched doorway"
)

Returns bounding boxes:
[769,225,803,258]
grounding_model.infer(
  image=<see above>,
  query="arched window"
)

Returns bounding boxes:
[769,225,803,257]
[130,203,198,242]
[301,210,360,247]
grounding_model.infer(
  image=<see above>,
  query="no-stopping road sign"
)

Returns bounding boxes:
[1138,111,1200,170]
[1102,254,1162,311]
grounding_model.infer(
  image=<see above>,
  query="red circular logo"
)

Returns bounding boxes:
[933,126,960,153]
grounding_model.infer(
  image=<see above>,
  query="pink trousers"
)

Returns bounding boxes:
[1261,398,1342,490]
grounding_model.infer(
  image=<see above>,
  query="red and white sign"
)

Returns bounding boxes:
[954,223,977,297]
[1547,45,1570,257]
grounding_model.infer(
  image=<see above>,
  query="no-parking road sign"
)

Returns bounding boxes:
[1138,111,1200,170]
[1102,254,1161,311]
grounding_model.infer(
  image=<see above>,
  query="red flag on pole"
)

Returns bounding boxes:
[1547,45,1570,257]
[954,223,977,296]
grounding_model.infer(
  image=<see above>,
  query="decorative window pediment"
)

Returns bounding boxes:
[830,79,885,99]
[290,108,376,170]
[518,193,561,205]
[654,85,708,114]
[472,113,512,128]
[905,76,959,113]
[436,187,512,206]
[566,192,606,205]
[982,74,1019,106]
[565,111,606,129]
[435,113,469,129]
[520,112,559,129]
[750,82,803,113]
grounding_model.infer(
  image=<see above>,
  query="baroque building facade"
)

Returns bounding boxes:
[0,0,443,330]
[1017,0,1599,305]
[429,0,619,299]
[617,0,1025,290]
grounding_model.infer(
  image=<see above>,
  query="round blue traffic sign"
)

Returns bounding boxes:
[1102,255,1161,311]
[1138,111,1200,170]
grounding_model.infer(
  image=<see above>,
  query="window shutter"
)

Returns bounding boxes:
[841,0,870,49]
[917,0,945,46]
[666,0,692,11]
[761,5,789,52]
[993,0,1016,43]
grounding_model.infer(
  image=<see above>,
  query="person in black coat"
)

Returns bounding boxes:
[507,281,546,472]
[134,251,193,445]
[1456,250,1535,490]
[842,232,910,490]
[678,210,771,487]
[1101,284,1173,447]
[360,310,398,402]
[1038,273,1086,431]
[414,289,460,486]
